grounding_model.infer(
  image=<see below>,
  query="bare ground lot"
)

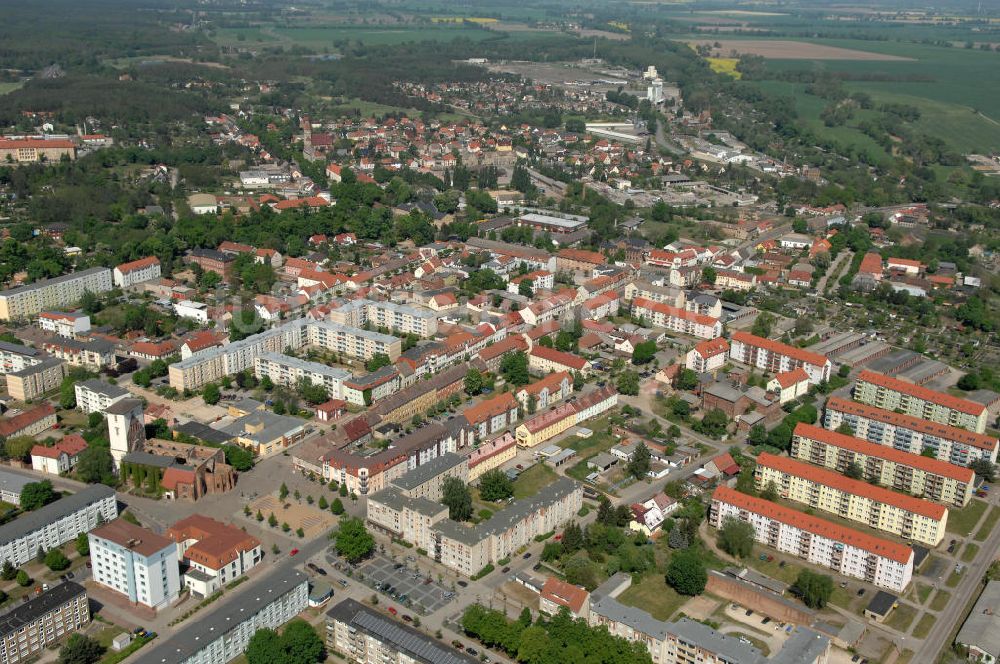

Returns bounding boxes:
[687,39,915,60]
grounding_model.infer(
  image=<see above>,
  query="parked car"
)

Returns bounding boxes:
[388,607,397,616]
[289,549,299,556]
[457,580,468,587]
[501,567,510,574]
[522,553,532,560]
[466,647,478,656]
[402,615,412,622]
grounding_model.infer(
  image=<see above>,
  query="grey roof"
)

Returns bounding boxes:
[77,379,129,400]
[174,421,234,445]
[326,598,478,664]
[865,590,898,617]
[8,356,63,378]
[547,448,577,465]
[232,397,265,412]
[0,340,38,357]
[957,580,1000,656]
[704,381,744,403]
[44,336,115,354]
[671,618,764,664]
[0,582,86,636]
[345,364,400,390]
[0,470,34,496]
[122,451,183,469]
[134,568,308,664]
[391,453,466,492]
[257,353,350,381]
[370,487,447,519]
[770,627,830,664]
[868,349,919,375]
[309,581,332,600]
[0,267,111,298]
[0,484,115,547]
[104,398,143,415]
[221,411,304,444]
[587,452,618,469]
[435,477,579,546]
[589,595,669,641]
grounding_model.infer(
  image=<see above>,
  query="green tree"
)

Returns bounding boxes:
[75,448,115,484]
[365,353,392,372]
[631,341,657,365]
[479,469,514,502]
[616,370,640,396]
[0,561,16,581]
[702,266,717,285]
[500,351,530,386]
[268,513,278,527]
[792,570,834,609]
[334,518,374,563]
[202,382,221,405]
[279,482,289,501]
[627,443,651,480]
[331,498,345,515]
[442,477,473,521]
[665,550,707,595]
[224,445,254,471]
[45,548,71,571]
[970,459,997,483]
[245,628,283,664]
[518,280,533,298]
[747,424,768,446]
[760,480,779,501]
[58,634,105,664]
[3,436,36,461]
[717,516,755,559]
[676,368,699,391]
[464,368,485,396]
[751,312,776,337]
[844,461,864,480]
[16,570,31,587]
[19,480,56,510]
[280,619,325,664]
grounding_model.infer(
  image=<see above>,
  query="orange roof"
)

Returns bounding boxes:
[519,371,570,398]
[91,519,173,557]
[712,486,913,565]
[794,423,974,483]
[479,336,527,363]
[131,340,176,357]
[887,257,922,268]
[557,248,606,265]
[161,467,196,493]
[116,256,160,273]
[633,297,719,327]
[463,392,517,426]
[0,138,75,149]
[529,345,588,371]
[522,402,577,433]
[693,337,729,359]
[0,403,54,438]
[540,577,589,614]
[773,367,809,389]
[756,452,947,520]
[857,370,986,417]
[825,397,997,452]
[168,515,261,571]
[183,330,222,352]
[731,330,829,369]
[858,252,883,275]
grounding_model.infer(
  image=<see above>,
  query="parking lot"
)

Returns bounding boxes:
[353,554,456,615]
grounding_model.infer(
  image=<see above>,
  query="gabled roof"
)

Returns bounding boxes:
[541,577,589,614]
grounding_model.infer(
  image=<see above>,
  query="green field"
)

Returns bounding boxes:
[217,25,502,49]
[0,83,23,96]
[748,38,1000,152]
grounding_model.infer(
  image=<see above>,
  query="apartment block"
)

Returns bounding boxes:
[686,337,729,374]
[6,357,64,401]
[133,569,308,664]
[755,452,947,546]
[0,341,44,375]
[0,267,113,321]
[254,352,350,399]
[37,311,90,338]
[0,485,117,567]
[467,432,517,482]
[528,345,591,375]
[710,486,913,592]
[515,385,618,448]
[41,337,115,370]
[113,256,161,289]
[74,379,129,414]
[326,598,477,664]
[0,403,57,439]
[853,370,989,433]
[515,371,571,411]
[89,520,181,611]
[792,423,975,507]
[327,298,439,337]
[824,396,998,465]
[342,366,401,407]
[631,297,722,340]
[0,581,90,664]
[729,330,832,384]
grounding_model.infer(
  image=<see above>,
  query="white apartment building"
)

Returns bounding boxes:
[113,256,161,289]
[328,299,439,337]
[631,297,722,340]
[174,300,210,324]
[254,352,350,399]
[89,520,180,611]
[729,330,832,384]
[686,337,729,374]
[37,311,90,338]
[853,370,989,433]
[0,267,113,321]
[0,485,117,566]
[132,569,308,664]
[167,515,263,598]
[755,452,948,546]
[823,396,998,466]
[0,340,45,375]
[711,486,914,592]
[74,379,129,414]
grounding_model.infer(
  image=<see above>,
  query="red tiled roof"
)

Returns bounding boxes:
[824,397,997,452]
[557,248,606,265]
[522,402,576,434]
[794,423,974,483]
[116,256,160,273]
[0,403,55,438]
[91,520,172,557]
[693,337,729,359]
[712,486,913,565]
[519,371,570,398]
[773,367,809,389]
[0,138,75,149]
[858,252,883,276]
[756,452,947,521]
[167,515,260,570]
[730,331,829,369]
[479,336,528,363]
[633,297,718,327]
[887,257,922,268]
[463,392,517,426]
[857,370,986,417]
[540,577,589,614]
[529,345,588,371]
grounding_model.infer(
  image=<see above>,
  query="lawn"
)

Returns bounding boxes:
[930,589,951,612]
[913,612,936,639]
[616,573,688,621]
[946,499,988,536]
[961,543,980,563]
[0,82,23,96]
[915,583,933,605]
[885,603,918,632]
[512,464,558,499]
[271,25,499,47]
[974,506,1000,542]
[559,416,617,453]
[945,569,963,588]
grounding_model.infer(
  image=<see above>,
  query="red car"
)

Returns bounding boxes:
[290,548,299,556]
[388,607,397,616]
